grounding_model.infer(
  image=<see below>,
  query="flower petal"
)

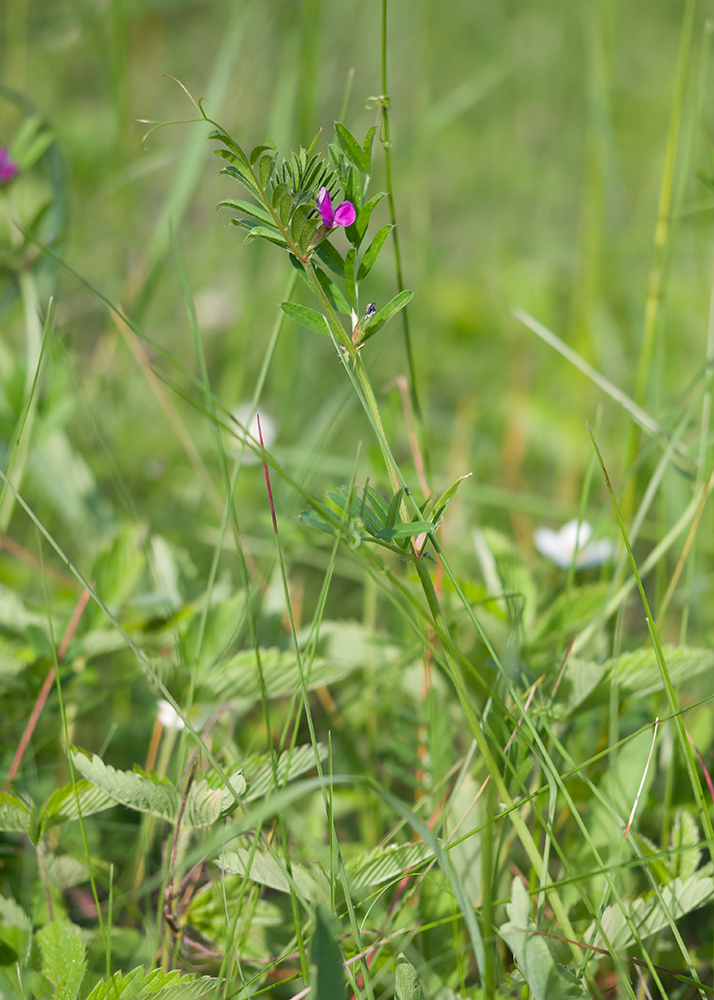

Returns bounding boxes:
[332,200,356,228]
[316,186,334,227]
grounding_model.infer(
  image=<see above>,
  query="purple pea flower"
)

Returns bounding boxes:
[316,186,356,230]
[0,148,18,184]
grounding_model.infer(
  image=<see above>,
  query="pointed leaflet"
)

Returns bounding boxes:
[217,198,275,227]
[334,122,370,174]
[586,872,714,951]
[349,842,435,892]
[498,879,589,1000]
[395,954,425,1000]
[0,792,33,835]
[37,920,87,1000]
[85,968,218,1000]
[244,743,327,802]
[38,780,117,837]
[215,847,317,900]
[357,225,393,281]
[311,905,345,1000]
[280,302,330,336]
[346,191,386,248]
[359,290,414,343]
[314,240,345,276]
[431,473,472,524]
[68,747,180,822]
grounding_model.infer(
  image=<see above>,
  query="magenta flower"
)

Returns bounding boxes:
[316,186,356,229]
[0,148,18,184]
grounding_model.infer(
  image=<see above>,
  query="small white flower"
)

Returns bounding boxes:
[231,403,277,465]
[534,519,614,569]
[157,698,185,730]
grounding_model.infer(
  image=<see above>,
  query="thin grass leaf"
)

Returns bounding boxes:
[311,906,345,1000]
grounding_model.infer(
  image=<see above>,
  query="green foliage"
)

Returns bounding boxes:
[36,920,87,1000]
[310,906,345,1000]
[395,954,425,1000]
[498,880,589,1000]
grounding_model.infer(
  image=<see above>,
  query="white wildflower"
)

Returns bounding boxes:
[534,519,614,569]
[157,698,185,731]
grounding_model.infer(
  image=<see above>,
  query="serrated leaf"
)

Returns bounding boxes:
[0,792,33,835]
[335,122,369,173]
[312,905,345,1000]
[314,241,345,276]
[498,879,589,1000]
[86,968,218,1000]
[395,953,424,1000]
[68,748,180,822]
[357,224,393,281]
[344,247,357,307]
[244,744,326,802]
[280,302,329,336]
[217,198,275,226]
[215,847,317,900]
[360,289,414,343]
[346,191,386,248]
[38,780,117,837]
[194,648,359,704]
[587,873,714,951]
[349,842,435,892]
[563,645,714,715]
[670,810,701,880]
[37,920,87,1000]
[181,771,246,828]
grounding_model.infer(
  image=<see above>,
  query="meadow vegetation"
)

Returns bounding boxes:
[1,1,714,997]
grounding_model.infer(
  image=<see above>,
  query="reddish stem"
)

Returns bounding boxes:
[3,585,92,790]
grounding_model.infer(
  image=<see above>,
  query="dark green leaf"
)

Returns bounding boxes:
[314,241,345,276]
[386,489,404,529]
[360,290,414,342]
[280,302,329,336]
[311,905,345,1000]
[249,142,276,165]
[335,122,369,173]
[209,129,251,169]
[290,204,312,247]
[362,125,377,170]
[258,152,274,188]
[344,164,363,211]
[314,266,351,315]
[346,191,386,247]
[344,248,357,307]
[357,224,393,281]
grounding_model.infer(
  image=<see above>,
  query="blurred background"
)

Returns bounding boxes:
[2,0,714,745]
